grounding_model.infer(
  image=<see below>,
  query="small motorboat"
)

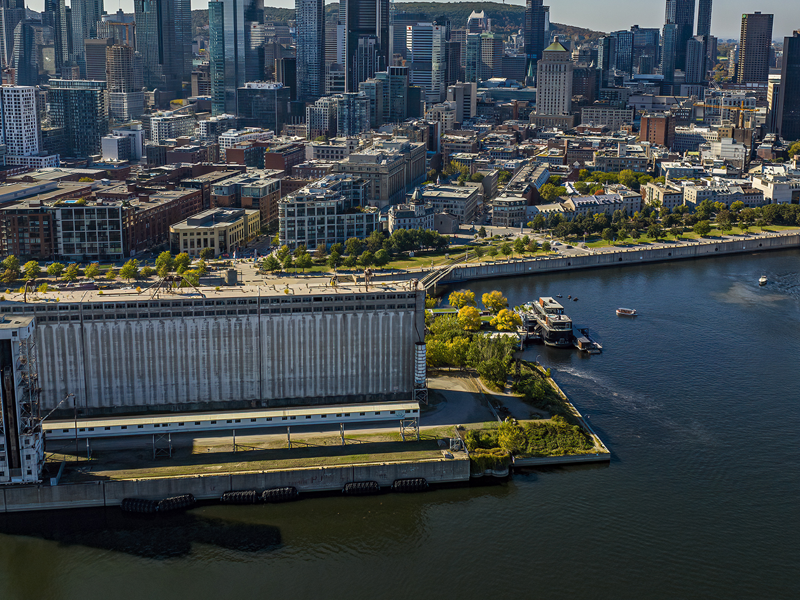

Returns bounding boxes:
[568,295,572,299]
[573,297,578,301]
[759,275,768,286]
[556,294,562,298]
[616,308,637,316]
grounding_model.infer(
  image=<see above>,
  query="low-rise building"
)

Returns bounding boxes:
[278,175,377,250]
[170,207,260,257]
[561,193,637,217]
[491,195,527,227]
[387,190,434,233]
[643,181,684,210]
[210,170,282,228]
[421,184,479,224]
[751,173,800,204]
[580,106,635,130]
[683,185,766,209]
[332,148,407,208]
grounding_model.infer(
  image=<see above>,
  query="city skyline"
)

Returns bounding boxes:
[23,0,800,40]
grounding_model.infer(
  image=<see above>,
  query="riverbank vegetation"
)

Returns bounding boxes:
[465,417,596,460]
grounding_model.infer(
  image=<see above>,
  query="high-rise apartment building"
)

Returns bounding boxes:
[337,92,371,136]
[296,0,325,103]
[47,79,109,157]
[406,23,446,103]
[776,31,800,142]
[209,0,246,115]
[610,30,634,76]
[134,0,192,97]
[236,82,291,132]
[11,20,37,86]
[106,44,145,121]
[464,33,480,83]
[685,36,707,85]
[0,86,40,157]
[737,12,773,84]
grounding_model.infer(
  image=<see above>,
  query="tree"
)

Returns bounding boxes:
[62,263,80,282]
[365,230,385,253]
[602,228,615,242]
[470,172,484,182]
[328,251,343,271]
[647,224,664,241]
[84,263,100,279]
[457,306,482,332]
[482,290,508,314]
[670,227,682,239]
[262,255,281,272]
[78,176,94,182]
[532,214,546,230]
[293,244,307,258]
[119,259,140,282]
[276,245,290,261]
[47,262,65,278]
[315,244,327,261]
[358,251,375,268]
[527,239,539,253]
[478,226,487,238]
[295,252,313,273]
[155,251,174,273]
[500,242,512,260]
[330,243,344,256]
[449,289,477,309]
[488,246,498,258]
[788,140,800,158]
[498,170,511,183]
[181,270,199,287]
[716,209,733,232]
[491,309,522,332]
[345,237,363,256]
[140,266,155,278]
[693,220,712,237]
[343,255,357,268]
[23,261,41,281]
[619,169,637,189]
[200,247,215,261]
[282,254,294,272]
[374,249,389,266]
[105,268,117,281]
[541,241,551,252]
[539,183,567,202]
[474,246,485,258]
[174,252,191,274]
[195,259,207,277]
[2,255,20,280]
[513,237,525,255]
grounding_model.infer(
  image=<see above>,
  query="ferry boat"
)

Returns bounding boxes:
[522,297,576,348]
[616,308,637,316]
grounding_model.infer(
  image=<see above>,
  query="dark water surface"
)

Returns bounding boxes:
[2,250,799,600]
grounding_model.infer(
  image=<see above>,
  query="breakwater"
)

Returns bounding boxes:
[373,232,800,287]
[0,458,470,514]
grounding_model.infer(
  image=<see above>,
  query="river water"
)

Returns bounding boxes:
[2,250,799,600]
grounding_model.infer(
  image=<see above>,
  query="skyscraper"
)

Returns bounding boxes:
[11,20,37,86]
[661,23,678,84]
[737,12,773,84]
[685,36,707,84]
[406,23,446,103]
[1,86,40,158]
[134,0,192,97]
[535,41,573,116]
[45,0,70,76]
[209,0,246,115]
[663,0,695,73]
[296,0,325,103]
[610,30,634,76]
[343,0,390,91]
[0,4,25,69]
[697,0,712,38]
[776,31,800,141]
[524,0,547,82]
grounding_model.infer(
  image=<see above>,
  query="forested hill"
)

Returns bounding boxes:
[192,3,605,41]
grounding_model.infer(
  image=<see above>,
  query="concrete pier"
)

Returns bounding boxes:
[0,458,470,513]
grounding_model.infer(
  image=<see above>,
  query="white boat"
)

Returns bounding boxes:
[759,276,768,286]
[616,308,637,316]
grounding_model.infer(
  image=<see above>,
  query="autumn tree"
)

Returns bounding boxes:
[457,306,482,332]
[482,290,508,314]
[491,309,522,332]
[119,259,140,282]
[449,289,477,309]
